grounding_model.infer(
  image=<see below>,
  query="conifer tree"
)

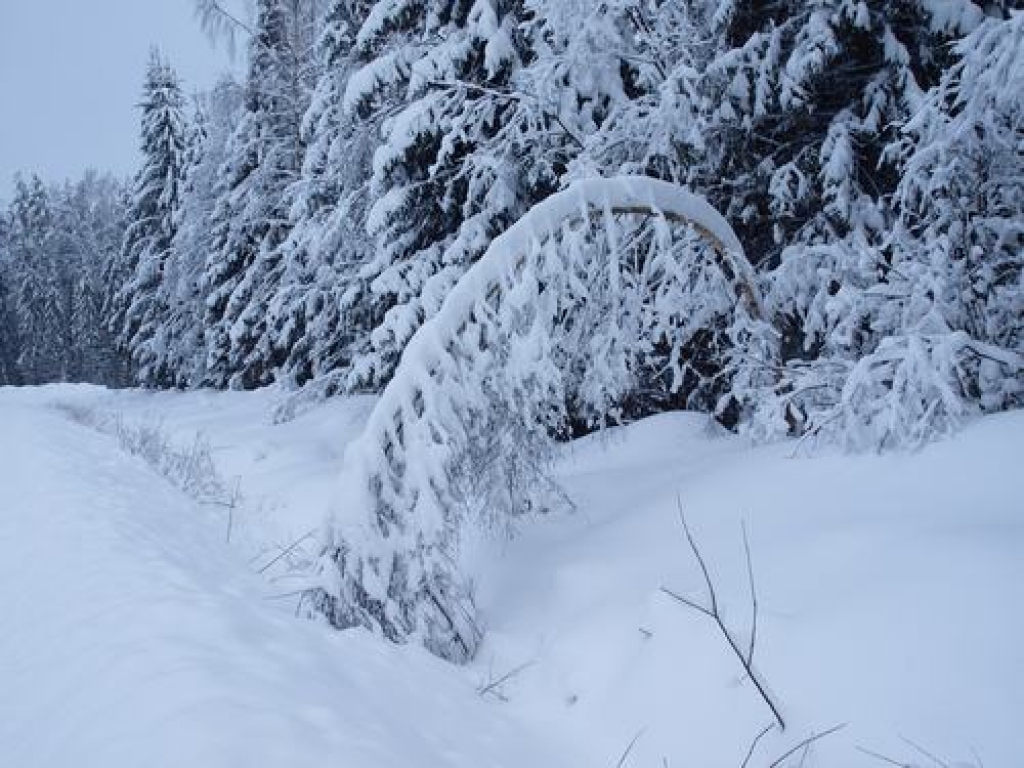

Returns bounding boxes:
[724,2,1023,446]
[0,271,18,386]
[108,50,187,386]
[203,0,319,389]
[151,81,244,387]
[340,0,565,388]
[271,0,375,397]
[64,173,128,385]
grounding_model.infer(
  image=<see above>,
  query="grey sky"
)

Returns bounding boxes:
[0,1,242,199]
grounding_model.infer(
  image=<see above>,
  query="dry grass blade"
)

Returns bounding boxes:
[740,723,775,768]
[614,727,646,768]
[767,723,846,767]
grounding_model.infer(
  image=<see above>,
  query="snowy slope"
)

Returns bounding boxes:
[1,385,1022,767]
[0,388,565,768]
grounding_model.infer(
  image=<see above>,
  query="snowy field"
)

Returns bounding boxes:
[1,384,1021,767]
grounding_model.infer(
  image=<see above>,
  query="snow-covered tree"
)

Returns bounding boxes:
[150,80,245,387]
[269,0,376,402]
[0,172,126,386]
[0,272,18,385]
[65,173,130,385]
[108,50,187,386]
[309,177,761,660]
[0,210,20,385]
[203,0,320,389]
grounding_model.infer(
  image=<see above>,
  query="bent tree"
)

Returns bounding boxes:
[305,177,762,661]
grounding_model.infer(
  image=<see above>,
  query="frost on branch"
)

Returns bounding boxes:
[304,176,759,661]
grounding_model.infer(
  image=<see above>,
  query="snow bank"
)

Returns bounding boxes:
[3,385,1021,767]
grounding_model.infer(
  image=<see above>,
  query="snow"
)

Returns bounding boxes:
[0,385,563,767]
[2,384,1023,766]
[475,410,1024,765]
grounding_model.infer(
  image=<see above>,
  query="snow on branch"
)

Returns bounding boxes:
[304,176,759,661]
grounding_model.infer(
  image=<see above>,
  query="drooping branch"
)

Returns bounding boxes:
[309,177,762,661]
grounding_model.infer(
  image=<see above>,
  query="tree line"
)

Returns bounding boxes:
[0,173,127,385]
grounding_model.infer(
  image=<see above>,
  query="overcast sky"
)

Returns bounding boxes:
[0,1,243,200]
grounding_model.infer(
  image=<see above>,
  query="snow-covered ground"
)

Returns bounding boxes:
[1,384,1021,767]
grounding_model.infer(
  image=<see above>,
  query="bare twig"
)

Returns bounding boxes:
[659,586,712,617]
[858,740,982,768]
[661,496,786,731]
[675,499,719,617]
[797,741,812,768]
[767,723,846,767]
[195,0,255,37]
[740,723,776,768]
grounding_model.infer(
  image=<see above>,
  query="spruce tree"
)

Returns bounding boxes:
[0,272,18,386]
[721,1,1023,445]
[151,82,244,387]
[64,173,128,385]
[108,50,187,386]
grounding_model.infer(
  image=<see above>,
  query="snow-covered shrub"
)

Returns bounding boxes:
[54,402,229,504]
[306,176,760,660]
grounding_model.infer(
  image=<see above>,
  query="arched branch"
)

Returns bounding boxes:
[308,176,762,661]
